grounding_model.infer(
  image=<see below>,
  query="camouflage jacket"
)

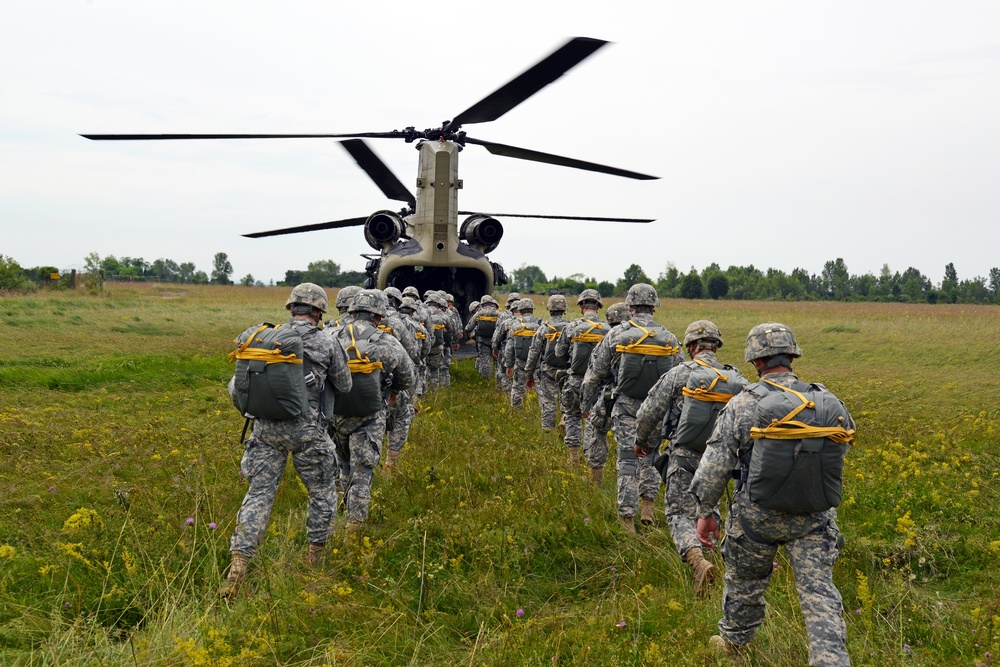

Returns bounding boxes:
[524,313,568,375]
[400,311,431,362]
[502,315,541,367]
[491,309,515,353]
[380,308,418,362]
[555,311,606,376]
[689,370,856,536]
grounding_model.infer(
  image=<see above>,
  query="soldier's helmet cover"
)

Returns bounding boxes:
[427,293,447,308]
[546,294,568,312]
[744,322,803,362]
[286,282,328,313]
[517,298,535,312]
[480,294,498,306]
[335,285,362,310]
[625,283,660,307]
[469,300,480,313]
[683,320,724,347]
[349,289,389,317]
[576,288,603,308]
[399,296,418,313]
[401,286,420,299]
[506,292,522,305]
[606,302,631,325]
[384,286,403,305]
[445,293,455,303]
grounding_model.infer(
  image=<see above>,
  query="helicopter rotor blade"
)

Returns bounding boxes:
[449,37,608,129]
[80,132,405,141]
[458,211,653,223]
[462,137,658,181]
[340,139,416,208]
[243,217,367,239]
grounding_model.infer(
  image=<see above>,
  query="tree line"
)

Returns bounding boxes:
[511,260,1000,305]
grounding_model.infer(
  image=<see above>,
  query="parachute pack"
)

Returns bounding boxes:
[475,312,499,340]
[615,321,680,399]
[542,320,569,369]
[333,323,386,417]
[569,319,607,374]
[229,323,309,421]
[511,318,540,361]
[744,379,855,514]
[672,359,748,452]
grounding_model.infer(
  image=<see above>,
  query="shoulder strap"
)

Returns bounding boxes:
[749,379,854,444]
[681,358,735,404]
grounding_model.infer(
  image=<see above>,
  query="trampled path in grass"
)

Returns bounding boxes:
[0,284,997,665]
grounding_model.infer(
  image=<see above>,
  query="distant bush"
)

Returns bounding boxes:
[0,255,33,291]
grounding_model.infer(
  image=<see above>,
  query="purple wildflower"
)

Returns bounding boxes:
[516,608,525,617]
[617,620,626,627]
[185,517,194,525]
[208,522,217,530]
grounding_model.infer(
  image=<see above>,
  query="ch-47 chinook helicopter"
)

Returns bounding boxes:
[82,37,657,318]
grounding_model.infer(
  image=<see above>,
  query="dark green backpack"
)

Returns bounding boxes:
[745,380,854,514]
[615,321,680,399]
[229,323,309,420]
[672,360,748,452]
[332,323,386,418]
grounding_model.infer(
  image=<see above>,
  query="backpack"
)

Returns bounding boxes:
[569,319,607,374]
[511,318,540,361]
[615,321,680,399]
[332,323,386,417]
[229,323,309,420]
[672,359,748,452]
[744,380,855,514]
[475,312,499,340]
[541,320,570,369]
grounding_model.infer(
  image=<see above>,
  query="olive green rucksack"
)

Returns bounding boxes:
[332,323,386,418]
[745,380,854,514]
[229,323,309,420]
[615,321,680,399]
[671,359,748,453]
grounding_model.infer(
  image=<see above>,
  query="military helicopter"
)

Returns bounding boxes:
[81,37,657,318]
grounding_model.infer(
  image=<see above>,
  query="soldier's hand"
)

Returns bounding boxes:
[635,443,649,458]
[388,392,398,407]
[526,377,534,389]
[582,411,590,420]
[492,349,499,358]
[697,516,720,549]
[506,369,512,378]
[453,344,460,351]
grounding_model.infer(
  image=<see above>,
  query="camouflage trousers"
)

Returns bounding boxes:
[719,499,848,666]
[441,346,453,388]
[230,416,337,558]
[331,411,387,524]
[664,448,718,557]
[427,350,448,390]
[561,374,584,450]
[493,352,509,392]
[583,416,610,468]
[386,390,414,453]
[536,367,562,430]
[510,360,529,408]
[413,362,428,397]
[612,400,661,519]
[475,343,493,379]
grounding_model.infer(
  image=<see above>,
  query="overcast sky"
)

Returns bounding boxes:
[3,1,999,286]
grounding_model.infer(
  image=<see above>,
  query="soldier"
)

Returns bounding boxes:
[691,323,855,665]
[635,320,747,594]
[525,294,570,435]
[382,289,424,472]
[580,284,682,531]
[380,286,418,363]
[424,293,452,390]
[401,286,432,396]
[222,283,352,597]
[554,289,606,470]
[492,292,521,392]
[329,290,414,530]
[504,298,541,409]
[466,294,500,379]
[442,293,463,388]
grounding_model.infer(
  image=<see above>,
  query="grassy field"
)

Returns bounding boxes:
[0,284,998,666]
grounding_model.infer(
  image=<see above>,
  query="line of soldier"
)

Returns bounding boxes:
[466,283,855,666]
[222,282,465,599]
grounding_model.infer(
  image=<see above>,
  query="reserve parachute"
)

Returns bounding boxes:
[229,323,309,420]
[672,359,748,452]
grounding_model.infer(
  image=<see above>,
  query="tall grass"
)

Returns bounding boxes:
[0,284,997,665]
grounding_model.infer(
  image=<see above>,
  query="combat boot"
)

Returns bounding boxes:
[590,466,603,487]
[568,447,580,467]
[620,516,635,533]
[306,543,325,567]
[384,450,400,473]
[557,415,566,437]
[708,635,743,664]
[685,547,717,596]
[640,498,655,525]
[219,553,249,598]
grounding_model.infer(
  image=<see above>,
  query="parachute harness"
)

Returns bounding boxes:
[229,324,303,366]
[345,324,384,375]
[682,359,733,403]
[749,379,855,444]
[615,320,680,357]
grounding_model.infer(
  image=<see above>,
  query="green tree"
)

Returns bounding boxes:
[178,262,196,283]
[707,273,729,299]
[0,255,30,289]
[941,262,958,303]
[240,274,255,287]
[656,264,681,297]
[679,270,703,299]
[211,252,234,285]
[83,252,102,274]
[596,281,615,297]
[303,260,341,287]
[821,258,850,300]
[512,264,547,292]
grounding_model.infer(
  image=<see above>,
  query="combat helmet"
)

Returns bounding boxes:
[606,302,631,325]
[744,322,802,362]
[445,293,455,303]
[683,320,723,347]
[401,285,420,300]
[399,296,418,313]
[517,298,535,312]
[480,294,498,306]
[384,286,403,307]
[625,283,660,308]
[576,288,603,309]
[546,294,568,312]
[349,289,389,317]
[285,282,328,313]
[469,300,480,314]
[426,293,447,309]
[505,292,522,307]
[335,285,362,311]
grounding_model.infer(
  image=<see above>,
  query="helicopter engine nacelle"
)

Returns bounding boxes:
[364,210,404,250]
[460,214,504,254]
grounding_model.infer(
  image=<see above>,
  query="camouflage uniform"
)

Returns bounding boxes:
[384,298,424,456]
[230,309,352,559]
[402,286,431,395]
[492,293,520,392]
[579,301,629,472]
[503,299,541,409]
[466,295,500,379]
[580,286,681,521]
[329,293,415,524]
[425,295,453,390]
[555,290,606,457]
[399,297,431,405]
[524,297,569,431]
[690,323,853,665]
